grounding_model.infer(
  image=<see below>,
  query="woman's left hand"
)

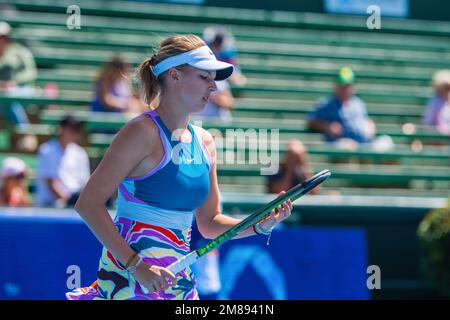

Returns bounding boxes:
[258,191,293,232]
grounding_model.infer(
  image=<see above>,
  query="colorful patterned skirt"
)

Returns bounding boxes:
[66,216,198,300]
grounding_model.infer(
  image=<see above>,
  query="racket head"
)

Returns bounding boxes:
[197,169,331,256]
[290,169,331,201]
[256,169,331,219]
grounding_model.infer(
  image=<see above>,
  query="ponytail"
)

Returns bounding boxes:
[135,34,206,108]
[135,54,160,107]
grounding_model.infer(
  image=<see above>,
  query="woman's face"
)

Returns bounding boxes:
[176,66,217,112]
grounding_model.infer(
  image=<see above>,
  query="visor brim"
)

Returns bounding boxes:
[188,60,234,81]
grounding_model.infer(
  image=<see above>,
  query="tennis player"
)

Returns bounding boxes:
[66,34,292,300]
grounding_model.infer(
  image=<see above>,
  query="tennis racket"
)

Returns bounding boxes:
[167,169,331,275]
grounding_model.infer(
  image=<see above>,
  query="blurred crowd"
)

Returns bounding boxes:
[0,20,449,210]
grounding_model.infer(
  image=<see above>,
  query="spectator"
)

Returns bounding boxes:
[193,79,234,123]
[91,55,146,114]
[308,67,393,152]
[194,27,245,122]
[0,156,31,207]
[36,116,90,208]
[267,139,316,194]
[0,21,37,124]
[0,21,38,151]
[203,26,247,87]
[423,69,450,135]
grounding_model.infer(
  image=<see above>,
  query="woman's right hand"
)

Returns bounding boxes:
[134,261,178,292]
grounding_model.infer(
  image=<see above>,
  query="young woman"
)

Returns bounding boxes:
[66,34,292,300]
[90,55,146,114]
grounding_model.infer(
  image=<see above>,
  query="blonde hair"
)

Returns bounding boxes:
[135,34,206,106]
[432,69,450,92]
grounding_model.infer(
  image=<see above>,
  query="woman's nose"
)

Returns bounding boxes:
[210,80,218,92]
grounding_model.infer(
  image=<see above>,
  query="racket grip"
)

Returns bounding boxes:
[167,251,200,275]
[141,251,200,294]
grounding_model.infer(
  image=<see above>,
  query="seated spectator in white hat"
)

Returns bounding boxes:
[423,69,450,135]
[0,156,31,207]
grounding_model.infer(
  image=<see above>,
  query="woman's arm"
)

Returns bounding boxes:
[74,118,153,265]
[194,127,292,240]
[75,117,177,291]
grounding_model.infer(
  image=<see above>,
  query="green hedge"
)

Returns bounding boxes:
[417,200,450,298]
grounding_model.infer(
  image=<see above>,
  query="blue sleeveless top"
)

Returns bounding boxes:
[115,110,212,229]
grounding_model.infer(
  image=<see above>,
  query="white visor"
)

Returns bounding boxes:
[152,45,234,81]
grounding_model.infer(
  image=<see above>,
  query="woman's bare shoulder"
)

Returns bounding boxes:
[110,113,159,155]
[123,113,158,137]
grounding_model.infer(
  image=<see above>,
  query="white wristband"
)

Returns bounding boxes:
[255,222,273,236]
[127,255,143,275]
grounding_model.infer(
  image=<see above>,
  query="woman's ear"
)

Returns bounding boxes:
[167,68,180,82]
